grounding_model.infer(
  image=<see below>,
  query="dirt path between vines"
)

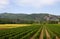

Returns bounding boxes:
[45,29,51,39]
[56,36,60,39]
[39,29,43,39]
[30,28,41,39]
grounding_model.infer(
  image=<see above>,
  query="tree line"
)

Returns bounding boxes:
[0,18,35,24]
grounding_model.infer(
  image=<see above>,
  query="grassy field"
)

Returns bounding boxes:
[0,24,60,39]
[0,24,31,28]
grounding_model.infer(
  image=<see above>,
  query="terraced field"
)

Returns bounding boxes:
[0,24,60,39]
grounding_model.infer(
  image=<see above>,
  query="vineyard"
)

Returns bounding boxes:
[0,24,60,39]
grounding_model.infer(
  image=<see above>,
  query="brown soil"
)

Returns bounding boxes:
[30,32,36,39]
[56,36,60,39]
[45,29,51,39]
[39,29,43,39]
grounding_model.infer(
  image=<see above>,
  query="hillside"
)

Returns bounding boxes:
[0,13,59,21]
[0,13,60,24]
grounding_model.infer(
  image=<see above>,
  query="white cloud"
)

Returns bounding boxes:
[14,0,60,8]
[0,0,9,9]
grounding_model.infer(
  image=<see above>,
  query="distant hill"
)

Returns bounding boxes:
[0,13,59,21]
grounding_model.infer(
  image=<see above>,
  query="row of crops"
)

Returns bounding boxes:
[0,24,60,39]
[46,24,60,39]
[0,25,43,39]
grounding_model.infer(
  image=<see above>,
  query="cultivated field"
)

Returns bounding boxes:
[0,24,60,39]
[0,24,31,29]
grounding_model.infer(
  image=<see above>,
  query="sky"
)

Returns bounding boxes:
[0,0,60,15]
